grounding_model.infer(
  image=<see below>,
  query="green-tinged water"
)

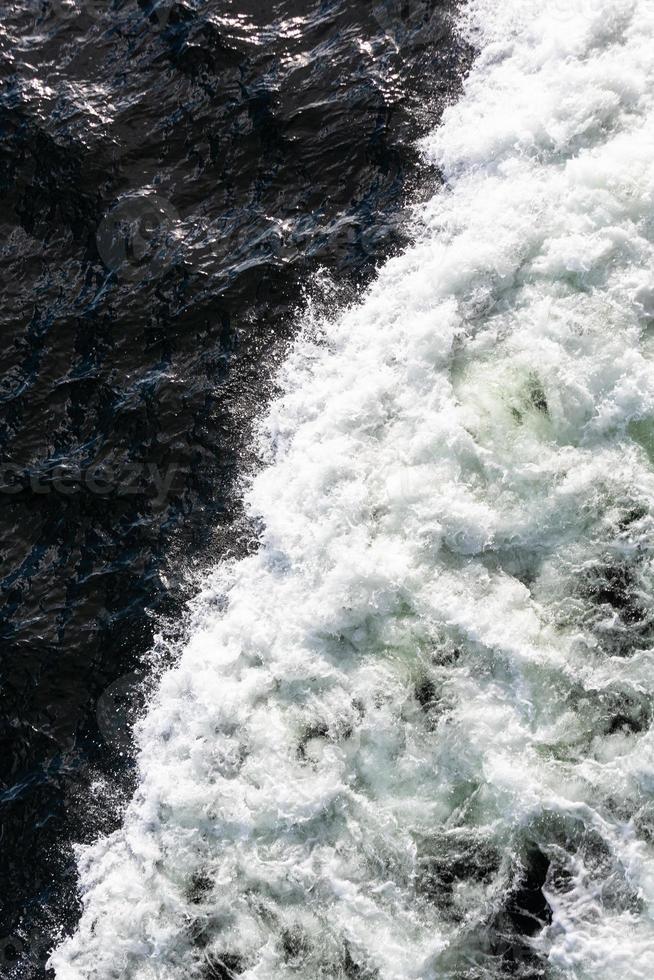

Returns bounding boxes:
[51,0,654,977]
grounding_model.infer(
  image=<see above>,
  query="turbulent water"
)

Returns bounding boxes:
[0,0,468,964]
[49,0,654,977]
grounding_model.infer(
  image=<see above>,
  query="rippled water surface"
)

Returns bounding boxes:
[7,0,654,978]
[47,0,654,975]
[0,1,471,976]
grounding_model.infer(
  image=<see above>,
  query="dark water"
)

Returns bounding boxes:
[0,1,471,975]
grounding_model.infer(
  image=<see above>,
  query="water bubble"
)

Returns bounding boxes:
[96,193,180,283]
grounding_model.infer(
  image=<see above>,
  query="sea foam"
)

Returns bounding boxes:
[51,0,654,977]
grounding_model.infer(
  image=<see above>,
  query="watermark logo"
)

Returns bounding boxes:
[0,936,24,970]
[47,0,106,21]
[543,0,606,23]
[371,0,436,43]
[96,192,180,282]
[382,463,429,512]
[142,0,176,27]
[45,0,174,28]
[0,460,179,507]
[96,671,147,753]
[0,929,54,972]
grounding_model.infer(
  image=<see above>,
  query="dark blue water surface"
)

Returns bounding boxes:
[0,1,471,975]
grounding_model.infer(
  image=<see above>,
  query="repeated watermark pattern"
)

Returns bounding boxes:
[0,929,51,973]
[371,0,436,42]
[545,0,606,22]
[94,196,404,287]
[45,0,174,27]
[96,193,181,281]
[48,0,107,20]
[0,935,25,970]
[372,0,606,39]
[96,671,148,752]
[0,461,179,506]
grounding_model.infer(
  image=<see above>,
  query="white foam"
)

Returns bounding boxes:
[51,0,654,977]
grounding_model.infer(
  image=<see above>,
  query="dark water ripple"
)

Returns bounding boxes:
[0,1,471,975]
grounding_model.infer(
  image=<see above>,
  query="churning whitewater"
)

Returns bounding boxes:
[50,0,654,977]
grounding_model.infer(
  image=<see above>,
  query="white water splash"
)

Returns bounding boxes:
[51,0,654,977]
